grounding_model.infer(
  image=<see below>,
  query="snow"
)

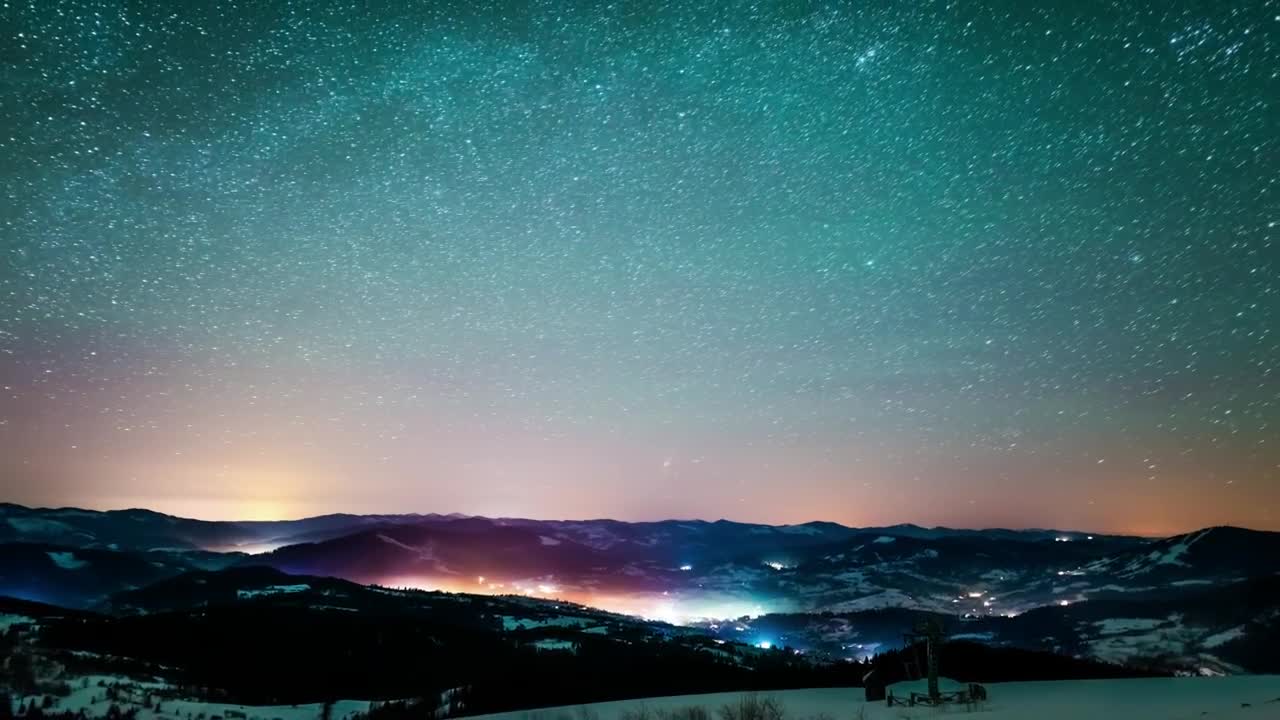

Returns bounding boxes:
[872,536,896,544]
[823,589,915,612]
[47,550,89,569]
[14,686,377,720]
[1203,626,1247,649]
[776,525,822,536]
[1083,613,1214,667]
[887,677,969,696]
[1092,618,1165,636]
[467,677,1280,720]
[8,674,412,720]
[0,612,35,632]
[1122,528,1215,575]
[529,639,577,652]
[539,536,562,546]
[501,615,595,631]
[377,533,425,554]
[11,672,1280,720]
[949,632,994,641]
[1091,583,1154,593]
[830,570,868,586]
[557,523,624,550]
[7,517,77,535]
[235,584,310,599]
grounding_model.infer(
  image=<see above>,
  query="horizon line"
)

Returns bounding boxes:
[2,500,1245,538]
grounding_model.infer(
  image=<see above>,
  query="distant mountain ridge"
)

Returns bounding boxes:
[3,501,1278,675]
[0,502,471,551]
[4,513,1280,682]
[0,501,1150,553]
[3,504,1274,606]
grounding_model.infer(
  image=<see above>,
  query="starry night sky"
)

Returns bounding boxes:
[2,0,1277,533]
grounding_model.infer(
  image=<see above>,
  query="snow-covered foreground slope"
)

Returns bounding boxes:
[9,675,380,720]
[9,674,1279,720]
[470,677,1280,720]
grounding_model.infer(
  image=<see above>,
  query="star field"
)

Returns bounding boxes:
[1,0,1277,532]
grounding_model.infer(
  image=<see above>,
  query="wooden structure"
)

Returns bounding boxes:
[885,617,987,710]
[905,618,945,702]
[887,685,985,710]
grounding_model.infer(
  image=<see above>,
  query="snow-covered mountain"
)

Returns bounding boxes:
[237,521,1276,622]
[3,505,1277,619]
[4,504,1278,675]
[0,503,464,552]
[694,574,1280,675]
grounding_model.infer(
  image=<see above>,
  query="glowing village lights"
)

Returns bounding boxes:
[649,602,680,625]
[639,598,769,626]
[678,564,693,571]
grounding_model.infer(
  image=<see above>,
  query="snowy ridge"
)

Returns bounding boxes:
[8,675,389,720]
[465,678,1280,720]
[47,551,88,570]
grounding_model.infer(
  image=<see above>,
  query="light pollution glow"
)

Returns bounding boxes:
[377,573,770,625]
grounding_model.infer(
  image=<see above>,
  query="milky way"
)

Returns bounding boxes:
[2,1,1277,532]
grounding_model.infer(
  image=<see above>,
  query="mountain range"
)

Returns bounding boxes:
[2,503,1278,675]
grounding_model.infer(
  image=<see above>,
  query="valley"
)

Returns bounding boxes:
[3,503,1278,681]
